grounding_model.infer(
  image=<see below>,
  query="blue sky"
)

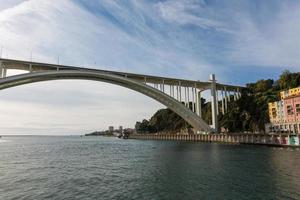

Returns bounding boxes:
[0,0,299,134]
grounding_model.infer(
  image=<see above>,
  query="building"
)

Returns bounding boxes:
[283,94,300,133]
[268,101,284,124]
[108,126,114,133]
[280,86,300,100]
[266,86,300,134]
[119,126,123,133]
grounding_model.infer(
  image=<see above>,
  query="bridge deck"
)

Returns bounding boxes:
[0,58,244,91]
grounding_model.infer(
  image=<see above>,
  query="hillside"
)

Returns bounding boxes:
[135,70,300,134]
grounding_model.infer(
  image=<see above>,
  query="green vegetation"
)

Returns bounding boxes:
[135,108,189,133]
[135,71,300,134]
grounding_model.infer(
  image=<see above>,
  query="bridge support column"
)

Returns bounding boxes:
[172,85,175,98]
[221,90,225,115]
[224,87,228,113]
[216,90,219,116]
[2,68,6,78]
[0,61,2,78]
[234,91,237,101]
[192,86,195,112]
[179,84,182,102]
[187,87,190,109]
[29,64,33,73]
[237,88,241,99]
[184,87,187,107]
[196,90,202,118]
[210,74,218,133]
[176,85,179,100]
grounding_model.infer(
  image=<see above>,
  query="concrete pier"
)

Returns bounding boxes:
[129,133,300,148]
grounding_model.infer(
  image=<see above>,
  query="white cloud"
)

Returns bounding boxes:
[226,2,300,68]
[0,0,25,11]
[0,0,168,134]
[1,0,299,134]
[156,0,230,32]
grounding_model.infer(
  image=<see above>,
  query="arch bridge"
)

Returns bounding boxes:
[0,58,244,133]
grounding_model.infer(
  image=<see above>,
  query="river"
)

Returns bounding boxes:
[0,136,299,199]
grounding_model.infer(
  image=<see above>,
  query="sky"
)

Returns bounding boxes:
[0,0,299,135]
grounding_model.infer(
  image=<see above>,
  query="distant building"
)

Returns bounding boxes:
[108,126,114,133]
[266,87,300,134]
[119,126,123,133]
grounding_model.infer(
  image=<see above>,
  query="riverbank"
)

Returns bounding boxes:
[129,133,300,148]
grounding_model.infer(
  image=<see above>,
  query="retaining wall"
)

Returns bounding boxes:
[130,134,300,147]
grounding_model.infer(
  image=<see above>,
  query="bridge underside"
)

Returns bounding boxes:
[0,70,213,133]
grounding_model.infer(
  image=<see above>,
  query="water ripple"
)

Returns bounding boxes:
[0,136,299,200]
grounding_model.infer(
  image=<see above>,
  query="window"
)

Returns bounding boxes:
[287,105,293,115]
[296,104,300,113]
[272,108,277,118]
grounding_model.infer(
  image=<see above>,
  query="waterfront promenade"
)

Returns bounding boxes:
[130,133,300,147]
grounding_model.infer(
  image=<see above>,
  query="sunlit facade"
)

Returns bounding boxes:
[280,86,300,100]
[268,101,284,124]
[266,86,300,134]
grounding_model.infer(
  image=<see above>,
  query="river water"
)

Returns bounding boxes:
[0,136,299,200]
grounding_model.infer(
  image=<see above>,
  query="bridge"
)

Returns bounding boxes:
[0,58,244,133]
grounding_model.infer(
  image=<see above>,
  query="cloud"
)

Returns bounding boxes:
[228,2,300,68]
[0,0,172,134]
[156,0,228,32]
[0,0,299,134]
[0,0,25,11]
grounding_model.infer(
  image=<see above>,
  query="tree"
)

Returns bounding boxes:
[135,70,300,134]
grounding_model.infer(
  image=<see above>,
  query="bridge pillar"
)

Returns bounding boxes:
[184,86,187,107]
[172,85,175,98]
[234,91,237,101]
[196,90,202,118]
[178,81,182,102]
[0,61,2,78]
[29,64,33,73]
[192,86,195,112]
[187,87,190,109]
[2,68,6,78]
[237,88,241,99]
[210,74,218,133]
[0,61,6,78]
[224,87,228,113]
[221,90,225,115]
[216,90,219,116]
